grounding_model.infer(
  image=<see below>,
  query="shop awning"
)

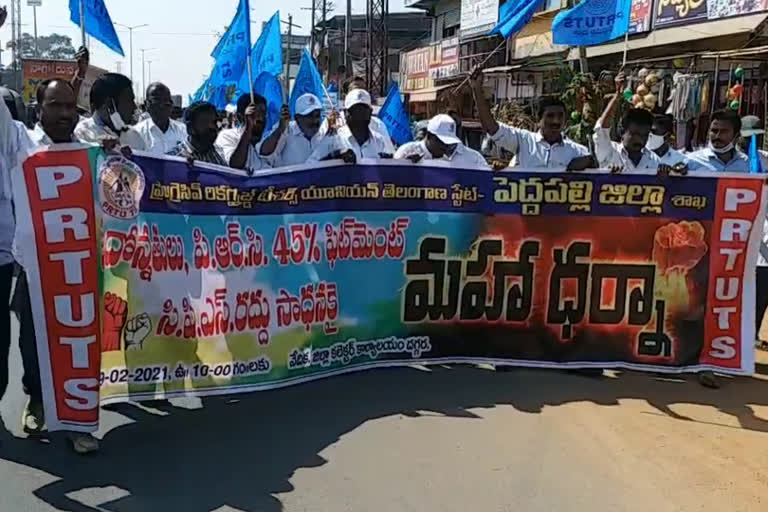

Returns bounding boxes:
[407,84,453,103]
[569,13,768,60]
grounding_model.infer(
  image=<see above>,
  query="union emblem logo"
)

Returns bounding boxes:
[98,156,145,220]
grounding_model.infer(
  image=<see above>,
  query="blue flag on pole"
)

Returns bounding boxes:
[749,134,764,173]
[238,12,283,95]
[69,0,124,56]
[253,71,284,133]
[552,0,632,46]
[289,49,326,118]
[488,0,546,38]
[207,0,252,107]
[378,82,412,146]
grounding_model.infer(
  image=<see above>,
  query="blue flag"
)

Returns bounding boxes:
[69,0,124,56]
[289,49,326,118]
[552,0,631,46]
[253,71,284,133]
[208,0,252,107]
[488,0,545,38]
[378,82,412,146]
[750,134,764,174]
[238,12,283,96]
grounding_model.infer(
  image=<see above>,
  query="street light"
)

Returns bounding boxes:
[114,22,148,87]
[147,61,153,84]
[140,48,157,102]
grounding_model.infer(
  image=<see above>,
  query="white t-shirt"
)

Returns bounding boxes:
[75,116,147,151]
[134,117,187,155]
[262,121,326,168]
[215,127,272,174]
[308,129,394,162]
[593,122,661,173]
[394,140,490,170]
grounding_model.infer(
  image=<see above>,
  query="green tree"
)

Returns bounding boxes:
[18,32,76,60]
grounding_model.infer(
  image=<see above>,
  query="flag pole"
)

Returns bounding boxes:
[621,31,629,67]
[451,39,507,94]
[246,0,254,102]
[79,0,86,48]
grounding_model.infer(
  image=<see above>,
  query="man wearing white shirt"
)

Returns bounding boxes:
[75,72,147,151]
[0,76,100,454]
[469,69,592,171]
[134,82,187,155]
[395,114,490,170]
[593,73,668,174]
[260,93,325,167]
[648,114,689,169]
[318,75,391,141]
[308,89,394,163]
[688,110,750,173]
[216,93,273,174]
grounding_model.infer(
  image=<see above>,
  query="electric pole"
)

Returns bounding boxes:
[115,23,149,93]
[281,15,302,100]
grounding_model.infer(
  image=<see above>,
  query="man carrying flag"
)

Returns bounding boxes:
[395,114,489,169]
[216,93,275,174]
[260,93,326,168]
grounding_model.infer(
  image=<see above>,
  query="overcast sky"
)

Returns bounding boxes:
[0,0,411,100]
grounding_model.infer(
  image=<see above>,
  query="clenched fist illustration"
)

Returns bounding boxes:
[102,292,128,351]
[125,313,152,351]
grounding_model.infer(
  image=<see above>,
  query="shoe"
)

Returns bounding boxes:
[67,432,100,454]
[698,371,720,389]
[21,399,45,434]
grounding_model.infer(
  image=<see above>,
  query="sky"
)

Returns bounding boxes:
[0,0,410,101]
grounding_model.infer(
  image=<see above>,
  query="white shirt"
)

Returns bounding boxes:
[394,140,490,170]
[593,123,661,172]
[75,116,147,151]
[262,121,325,167]
[215,126,272,174]
[656,146,689,167]
[308,129,394,162]
[0,103,28,265]
[490,123,589,169]
[687,147,750,173]
[134,117,187,155]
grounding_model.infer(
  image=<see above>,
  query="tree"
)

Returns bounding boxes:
[18,32,76,60]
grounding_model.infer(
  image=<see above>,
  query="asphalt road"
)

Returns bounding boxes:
[1,317,767,511]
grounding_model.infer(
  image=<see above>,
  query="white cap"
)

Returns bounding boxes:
[295,93,322,116]
[427,114,461,145]
[344,88,372,110]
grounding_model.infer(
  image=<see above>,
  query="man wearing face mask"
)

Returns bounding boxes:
[259,93,326,168]
[688,110,750,172]
[395,114,489,169]
[75,73,147,150]
[134,82,187,155]
[167,101,226,165]
[216,93,272,174]
[648,114,688,168]
[593,72,674,174]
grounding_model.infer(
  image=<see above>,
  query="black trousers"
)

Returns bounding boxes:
[758,267,768,339]
[10,271,42,403]
[0,263,14,400]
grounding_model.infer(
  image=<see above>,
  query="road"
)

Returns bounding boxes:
[1,321,767,511]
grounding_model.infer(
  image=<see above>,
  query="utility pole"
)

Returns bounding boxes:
[115,23,149,92]
[140,48,156,103]
[345,0,351,72]
[281,15,302,100]
[30,0,40,57]
[148,61,152,84]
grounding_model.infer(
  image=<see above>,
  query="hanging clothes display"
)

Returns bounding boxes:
[667,73,708,122]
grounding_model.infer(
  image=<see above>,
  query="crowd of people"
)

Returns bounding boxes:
[1,6,766,456]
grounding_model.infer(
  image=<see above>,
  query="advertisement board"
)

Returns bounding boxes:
[629,0,653,33]
[654,0,708,27]
[429,38,460,80]
[460,0,500,38]
[22,58,108,111]
[707,0,768,20]
[402,47,432,92]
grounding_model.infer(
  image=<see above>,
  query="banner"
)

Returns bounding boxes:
[629,0,653,33]
[14,148,766,432]
[552,0,632,46]
[707,0,768,20]
[654,0,708,27]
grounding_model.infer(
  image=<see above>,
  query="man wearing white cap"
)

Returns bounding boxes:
[260,93,326,167]
[308,89,394,162]
[395,114,489,169]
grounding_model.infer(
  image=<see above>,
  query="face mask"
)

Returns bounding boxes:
[710,141,734,154]
[110,100,126,132]
[646,133,665,151]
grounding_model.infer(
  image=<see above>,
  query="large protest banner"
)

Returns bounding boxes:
[13,146,766,432]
